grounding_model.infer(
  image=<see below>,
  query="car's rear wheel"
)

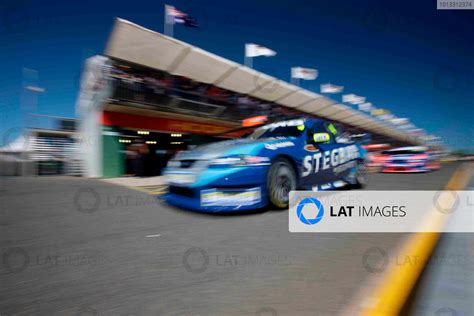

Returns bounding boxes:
[267,158,296,209]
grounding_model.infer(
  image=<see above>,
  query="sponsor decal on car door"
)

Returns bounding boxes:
[301,144,360,185]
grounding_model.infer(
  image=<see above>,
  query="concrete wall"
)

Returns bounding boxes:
[0,153,36,176]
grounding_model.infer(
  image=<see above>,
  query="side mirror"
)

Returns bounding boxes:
[313,133,330,143]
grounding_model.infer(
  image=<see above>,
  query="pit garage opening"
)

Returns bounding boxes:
[105,127,223,177]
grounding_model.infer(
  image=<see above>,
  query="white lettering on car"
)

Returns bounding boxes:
[313,152,322,173]
[338,147,346,164]
[331,149,339,166]
[301,145,360,177]
[323,151,330,170]
[265,141,295,150]
[302,156,312,177]
[261,120,304,130]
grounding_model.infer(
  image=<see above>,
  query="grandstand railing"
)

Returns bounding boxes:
[108,75,285,122]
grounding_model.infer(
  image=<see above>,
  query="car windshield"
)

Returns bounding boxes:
[249,121,305,139]
[383,149,425,155]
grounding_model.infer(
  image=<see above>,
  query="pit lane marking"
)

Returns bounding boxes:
[127,185,167,196]
[145,234,161,238]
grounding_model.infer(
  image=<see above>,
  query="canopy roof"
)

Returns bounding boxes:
[104,18,416,144]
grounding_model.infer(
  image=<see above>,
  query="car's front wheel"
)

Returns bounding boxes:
[267,157,296,209]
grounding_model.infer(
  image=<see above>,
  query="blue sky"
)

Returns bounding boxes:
[1,0,473,150]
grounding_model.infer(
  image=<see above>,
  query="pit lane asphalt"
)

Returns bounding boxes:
[0,163,463,316]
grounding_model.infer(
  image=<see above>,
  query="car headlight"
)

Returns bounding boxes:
[167,160,180,168]
[209,155,270,168]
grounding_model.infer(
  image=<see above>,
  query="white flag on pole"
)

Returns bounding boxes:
[343,94,366,105]
[245,43,276,57]
[380,113,394,121]
[409,128,425,136]
[320,83,343,94]
[291,67,318,80]
[391,117,409,125]
[358,102,373,112]
[342,94,354,103]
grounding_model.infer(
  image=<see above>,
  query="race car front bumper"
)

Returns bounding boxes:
[162,165,269,212]
[162,185,268,212]
[382,163,428,173]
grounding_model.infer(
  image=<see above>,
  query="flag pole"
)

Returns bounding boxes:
[244,56,253,68]
[164,4,174,37]
[290,73,299,86]
[244,44,253,68]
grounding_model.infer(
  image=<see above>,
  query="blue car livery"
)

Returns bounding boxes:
[163,118,368,212]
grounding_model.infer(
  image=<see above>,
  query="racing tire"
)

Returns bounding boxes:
[267,157,297,209]
[352,161,369,189]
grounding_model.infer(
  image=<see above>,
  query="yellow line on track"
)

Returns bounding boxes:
[360,164,473,316]
[127,185,167,195]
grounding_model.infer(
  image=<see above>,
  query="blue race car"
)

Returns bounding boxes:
[163,118,367,212]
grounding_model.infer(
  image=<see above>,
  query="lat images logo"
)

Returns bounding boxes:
[296,197,324,225]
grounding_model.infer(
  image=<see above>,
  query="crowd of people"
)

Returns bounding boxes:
[108,64,299,122]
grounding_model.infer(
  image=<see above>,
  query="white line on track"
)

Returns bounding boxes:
[145,234,161,238]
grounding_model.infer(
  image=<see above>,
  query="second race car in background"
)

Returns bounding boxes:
[381,146,441,173]
[363,143,391,172]
[163,118,368,212]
